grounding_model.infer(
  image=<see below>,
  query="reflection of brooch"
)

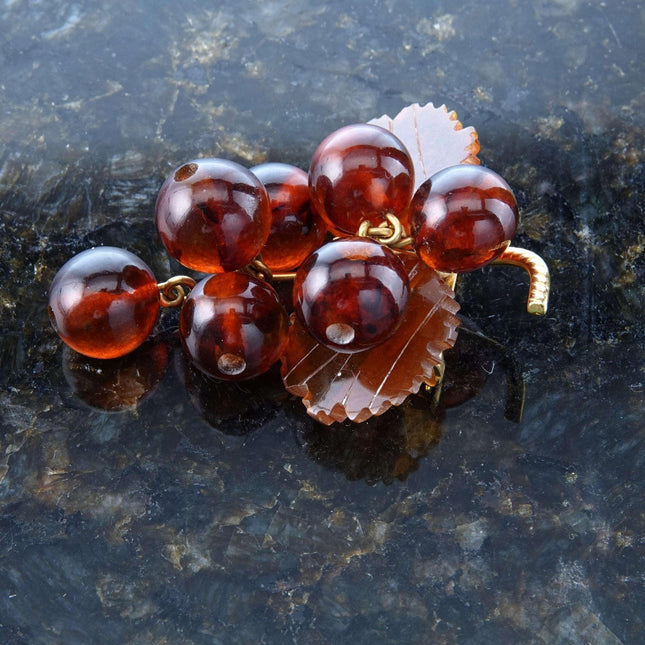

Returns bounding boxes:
[48,103,550,425]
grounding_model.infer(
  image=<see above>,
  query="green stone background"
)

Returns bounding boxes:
[1,1,643,643]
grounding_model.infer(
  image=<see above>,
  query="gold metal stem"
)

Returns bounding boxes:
[492,246,550,315]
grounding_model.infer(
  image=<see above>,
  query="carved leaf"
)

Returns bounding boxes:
[281,252,460,425]
[369,102,480,190]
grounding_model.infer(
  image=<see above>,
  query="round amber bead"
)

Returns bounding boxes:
[309,124,414,235]
[250,162,327,272]
[48,247,160,359]
[293,237,410,353]
[155,158,271,273]
[179,272,289,381]
[411,164,519,273]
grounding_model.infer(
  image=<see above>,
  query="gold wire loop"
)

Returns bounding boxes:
[379,213,403,245]
[244,257,297,281]
[357,220,371,237]
[157,275,197,308]
[357,213,412,249]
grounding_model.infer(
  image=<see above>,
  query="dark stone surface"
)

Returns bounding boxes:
[1,1,644,643]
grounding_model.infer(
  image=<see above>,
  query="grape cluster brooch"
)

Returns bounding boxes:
[48,103,550,424]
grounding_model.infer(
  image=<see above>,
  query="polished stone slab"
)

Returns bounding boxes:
[1,1,643,643]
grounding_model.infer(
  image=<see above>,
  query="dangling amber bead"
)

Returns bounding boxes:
[250,162,327,271]
[179,272,289,381]
[411,164,519,273]
[48,247,160,359]
[155,158,272,273]
[293,237,410,353]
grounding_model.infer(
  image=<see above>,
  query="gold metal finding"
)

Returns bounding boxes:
[245,256,297,281]
[422,357,446,407]
[244,258,298,281]
[246,257,274,282]
[157,275,197,308]
[492,246,551,315]
[440,272,458,291]
[357,213,413,249]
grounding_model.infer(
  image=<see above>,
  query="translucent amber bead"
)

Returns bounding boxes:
[250,162,327,272]
[179,272,289,381]
[48,247,160,359]
[155,158,271,273]
[293,237,410,353]
[309,124,414,235]
[411,164,519,273]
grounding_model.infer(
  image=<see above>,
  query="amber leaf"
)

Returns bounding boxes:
[369,102,480,190]
[281,252,460,425]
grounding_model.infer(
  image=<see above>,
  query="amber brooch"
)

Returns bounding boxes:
[48,103,550,424]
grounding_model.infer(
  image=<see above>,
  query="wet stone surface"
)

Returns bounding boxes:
[1,0,644,643]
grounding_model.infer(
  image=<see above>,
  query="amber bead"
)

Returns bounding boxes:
[293,237,410,353]
[179,272,289,381]
[309,124,414,235]
[410,164,519,273]
[48,247,160,359]
[155,158,271,273]
[250,162,327,272]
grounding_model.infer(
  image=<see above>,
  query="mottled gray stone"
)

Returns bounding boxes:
[1,0,644,644]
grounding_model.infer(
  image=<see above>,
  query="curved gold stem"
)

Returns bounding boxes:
[492,247,550,315]
[245,257,274,281]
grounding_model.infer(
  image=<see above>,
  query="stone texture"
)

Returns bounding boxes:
[1,0,644,643]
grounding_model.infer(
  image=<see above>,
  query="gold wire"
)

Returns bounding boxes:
[272,272,297,281]
[157,275,197,308]
[492,246,551,315]
[245,257,274,282]
[357,213,412,248]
